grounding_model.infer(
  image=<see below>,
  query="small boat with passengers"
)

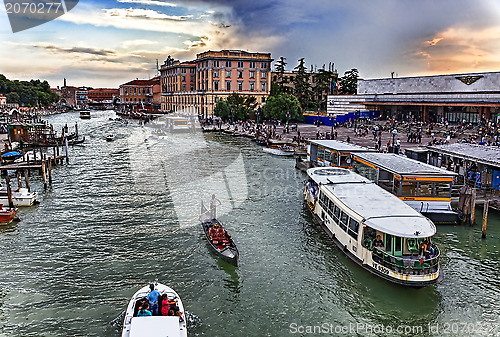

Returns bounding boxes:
[122,282,187,337]
[304,167,443,287]
[263,145,295,156]
[200,200,239,265]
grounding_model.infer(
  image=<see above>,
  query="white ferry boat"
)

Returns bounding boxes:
[122,282,187,337]
[304,167,443,287]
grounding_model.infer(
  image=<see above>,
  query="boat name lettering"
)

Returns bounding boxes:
[403,177,417,181]
[373,263,390,274]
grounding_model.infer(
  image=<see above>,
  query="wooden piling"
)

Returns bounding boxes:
[41,161,47,190]
[16,170,22,189]
[470,188,477,225]
[48,159,52,184]
[65,138,69,164]
[5,174,14,209]
[24,169,30,192]
[482,200,489,239]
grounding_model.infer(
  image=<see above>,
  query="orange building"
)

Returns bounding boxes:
[160,50,273,116]
[119,77,161,111]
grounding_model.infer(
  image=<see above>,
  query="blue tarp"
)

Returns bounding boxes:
[304,110,380,126]
[2,151,21,157]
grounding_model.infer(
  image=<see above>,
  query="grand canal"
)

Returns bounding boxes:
[0,110,498,336]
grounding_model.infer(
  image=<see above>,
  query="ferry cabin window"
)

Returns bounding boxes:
[334,205,340,220]
[435,182,451,197]
[401,181,417,196]
[348,219,359,240]
[417,182,434,196]
[353,161,377,182]
[330,152,339,166]
[339,212,348,231]
[393,178,401,194]
[327,199,334,216]
[339,155,352,167]
[317,148,325,162]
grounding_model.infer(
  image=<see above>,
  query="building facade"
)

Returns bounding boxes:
[119,77,161,111]
[328,71,500,123]
[0,94,6,106]
[88,88,120,110]
[160,50,273,116]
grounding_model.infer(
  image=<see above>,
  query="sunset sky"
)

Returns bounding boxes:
[1,0,500,88]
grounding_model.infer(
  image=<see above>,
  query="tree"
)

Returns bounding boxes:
[6,92,20,104]
[0,73,59,107]
[313,69,337,111]
[339,68,359,95]
[274,56,287,92]
[262,93,302,122]
[293,58,314,110]
[213,93,257,122]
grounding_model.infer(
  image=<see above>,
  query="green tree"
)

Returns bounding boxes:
[313,69,337,111]
[262,93,302,122]
[339,68,359,95]
[0,73,59,107]
[6,92,20,104]
[293,58,314,110]
[214,93,257,122]
[274,56,287,93]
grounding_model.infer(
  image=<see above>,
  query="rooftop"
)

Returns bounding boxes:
[310,140,375,152]
[427,143,500,167]
[354,152,456,176]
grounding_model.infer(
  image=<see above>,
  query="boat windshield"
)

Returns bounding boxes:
[362,226,440,275]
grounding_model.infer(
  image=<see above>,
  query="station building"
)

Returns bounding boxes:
[328,71,500,123]
[160,50,273,116]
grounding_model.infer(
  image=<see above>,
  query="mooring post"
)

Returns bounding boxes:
[48,159,52,185]
[41,161,47,190]
[5,174,14,209]
[64,138,69,164]
[470,188,477,225]
[16,170,22,189]
[482,200,489,239]
[24,169,30,192]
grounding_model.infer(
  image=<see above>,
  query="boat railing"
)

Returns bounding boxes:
[372,246,440,275]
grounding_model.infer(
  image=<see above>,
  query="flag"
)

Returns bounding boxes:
[336,81,341,90]
[330,82,335,91]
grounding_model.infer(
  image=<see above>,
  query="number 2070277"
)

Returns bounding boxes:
[5,2,63,14]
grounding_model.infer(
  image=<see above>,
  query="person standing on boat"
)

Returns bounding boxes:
[210,194,220,220]
[147,284,160,316]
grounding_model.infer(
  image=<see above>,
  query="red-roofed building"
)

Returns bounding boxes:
[88,88,119,109]
[0,94,6,106]
[119,77,161,112]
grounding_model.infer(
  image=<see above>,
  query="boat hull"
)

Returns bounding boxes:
[201,220,239,266]
[0,208,18,225]
[263,147,294,156]
[0,188,38,207]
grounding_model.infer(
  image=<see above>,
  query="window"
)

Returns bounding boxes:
[214,70,219,78]
[261,62,267,69]
[238,81,243,91]
[261,71,267,79]
[225,60,232,68]
[334,205,340,220]
[249,71,255,79]
[418,182,434,196]
[261,97,266,103]
[214,60,219,67]
[182,76,186,82]
[348,219,359,240]
[261,83,266,91]
[250,82,255,91]
[181,68,186,73]
[339,212,348,231]
[238,70,243,79]
[393,179,401,194]
[226,81,231,91]
[237,61,244,68]
[435,182,451,197]
[214,81,219,90]
[226,70,231,78]
[182,84,186,91]
[401,182,417,196]
[249,62,255,68]
[190,84,194,91]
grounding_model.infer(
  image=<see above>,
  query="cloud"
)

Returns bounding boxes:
[117,0,177,7]
[34,44,117,56]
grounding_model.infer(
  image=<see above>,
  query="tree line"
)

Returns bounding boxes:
[0,74,59,107]
[214,57,359,123]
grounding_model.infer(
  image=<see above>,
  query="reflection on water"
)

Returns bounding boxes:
[0,110,497,336]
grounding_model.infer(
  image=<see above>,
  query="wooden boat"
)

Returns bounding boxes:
[263,145,295,156]
[0,187,38,206]
[0,205,18,225]
[1,151,22,163]
[106,134,115,142]
[200,201,239,265]
[122,282,187,337]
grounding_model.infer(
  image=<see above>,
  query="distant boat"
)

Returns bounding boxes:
[79,110,91,119]
[106,134,115,142]
[0,205,18,225]
[0,187,38,207]
[200,201,239,265]
[263,145,295,156]
[121,282,187,337]
[1,151,22,163]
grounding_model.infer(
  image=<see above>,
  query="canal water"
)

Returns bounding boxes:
[0,110,498,336]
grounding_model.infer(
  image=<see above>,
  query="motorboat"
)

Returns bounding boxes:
[122,282,187,337]
[304,167,443,287]
[263,145,295,156]
[0,187,38,206]
[106,134,115,142]
[0,205,18,225]
[79,109,91,119]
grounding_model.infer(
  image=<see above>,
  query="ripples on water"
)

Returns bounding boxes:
[0,111,498,336]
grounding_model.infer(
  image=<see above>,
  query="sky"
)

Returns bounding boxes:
[1,0,500,88]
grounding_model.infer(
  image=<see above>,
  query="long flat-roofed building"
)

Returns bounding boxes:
[327,71,500,123]
[160,50,273,116]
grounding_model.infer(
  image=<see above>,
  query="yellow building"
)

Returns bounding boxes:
[160,50,273,116]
